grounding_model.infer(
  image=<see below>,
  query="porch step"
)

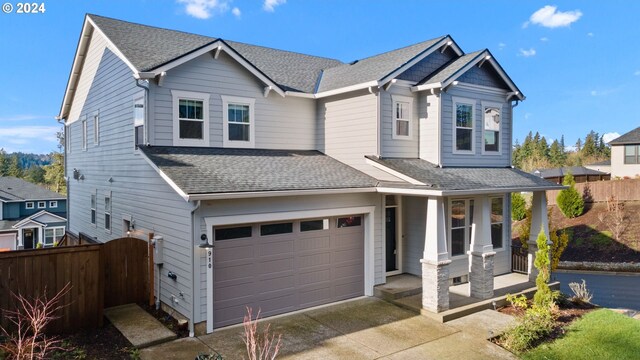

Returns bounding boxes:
[373,274,422,301]
[421,281,561,323]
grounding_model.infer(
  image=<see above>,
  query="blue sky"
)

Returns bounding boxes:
[0,0,637,154]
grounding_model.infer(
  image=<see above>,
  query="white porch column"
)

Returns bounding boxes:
[421,197,451,312]
[528,191,550,282]
[17,228,23,249]
[469,196,495,299]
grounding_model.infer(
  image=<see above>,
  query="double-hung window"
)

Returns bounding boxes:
[482,102,501,154]
[392,95,412,139]
[134,96,145,149]
[453,97,475,153]
[93,112,100,145]
[624,145,640,164]
[82,117,87,151]
[90,193,96,225]
[450,199,474,257]
[172,90,210,146]
[490,197,504,249]
[44,227,64,247]
[104,192,111,233]
[222,95,255,148]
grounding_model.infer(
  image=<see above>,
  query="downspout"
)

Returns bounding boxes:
[510,99,520,167]
[135,79,150,145]
[189,200,201,338]
[375,87,381,156]
[56,117,69,232]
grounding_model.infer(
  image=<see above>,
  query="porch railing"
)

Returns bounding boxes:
[512,243,528,274]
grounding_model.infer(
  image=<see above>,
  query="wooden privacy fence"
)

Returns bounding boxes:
[0,237,150,334]
[546,179,640,205]
[0,244,104,333]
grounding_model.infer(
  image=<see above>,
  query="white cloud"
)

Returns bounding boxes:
[524,5,582,28]
[540,37,549,42]
[0,115,50,122]
[519,48,536,57]
[498,42,507,50]
[524,112,533,120]
[602,132,620,144]
[177,0,230,19]
[263,0,286,12]
[590,88,617,97]
[590,90,598,96]
[634,70,640,76]
[0,126,60,152]
[231,7,241,17]
[587,32,594,37]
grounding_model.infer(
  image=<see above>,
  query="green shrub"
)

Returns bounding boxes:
[511,192,527,221]
[556,173,584,218]
[533,228,556,309]
[501,307,555,353]
[506,293,529,310]
[549,228,569,271]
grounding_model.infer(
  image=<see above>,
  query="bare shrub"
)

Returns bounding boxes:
[0,284,71,360]
[568,279,593,304]
[242,307,282,360]
[598,196,628,242]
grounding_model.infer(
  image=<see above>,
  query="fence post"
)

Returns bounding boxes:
[148,232,155,307]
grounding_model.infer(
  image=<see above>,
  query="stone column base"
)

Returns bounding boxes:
[420,259,451,312]
[469,251,495,299]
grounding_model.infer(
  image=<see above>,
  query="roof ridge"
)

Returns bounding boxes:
[87,13,216,41]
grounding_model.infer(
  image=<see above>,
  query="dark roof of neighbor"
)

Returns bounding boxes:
[88,15,455,94]
[139,146,379,195]
[586,159,611,166]
[0,177,65,202]
[533,166,609,179]
[366,157,561,191]
[316,36,446,92]
[609,127,640,145]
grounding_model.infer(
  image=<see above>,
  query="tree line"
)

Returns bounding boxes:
[512,130,611,172]
[0,130,66,194]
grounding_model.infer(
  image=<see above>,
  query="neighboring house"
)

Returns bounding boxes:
[609,127,640,178]
[533,166,610,184]
[0,177,67,251]
[584,159,611,174]
[58,14,561,334]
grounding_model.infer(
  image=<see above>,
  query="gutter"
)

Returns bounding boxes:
[135,79,150,145]
[187,187,378,201]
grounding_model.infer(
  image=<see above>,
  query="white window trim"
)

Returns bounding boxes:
[82,116,88,151]
[25,202,34,209]
[44,226,65,247]
[104,191,112,234]
[172,90,210,147]
[49,201,58,208]
[37,201,46,209]
[90,192,96,227]
[93,111,100,145]
[452,96,476,155]
[490,196,506,251]
[221,95,256,148]
[133,95,145,151]
[481,101,503,156]
[448,198,474,259]
[391,95,413,140]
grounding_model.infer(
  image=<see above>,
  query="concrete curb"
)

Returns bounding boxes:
[557,261,640,273]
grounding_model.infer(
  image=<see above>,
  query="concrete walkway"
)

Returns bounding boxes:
[104,304,177,348]
[140,298,517,359]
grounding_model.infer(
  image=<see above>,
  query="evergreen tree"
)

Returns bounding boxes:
[582,130,597,158]
[0,149,7,176]
[44,152,66,194]
[549,140,565,167]
[575,138,582,152]
[560,135,565,151]
[8,154,23,178]
[25,165,46,184]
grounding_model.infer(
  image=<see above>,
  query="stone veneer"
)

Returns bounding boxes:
[469,251,495,299]
[421,259,451,312]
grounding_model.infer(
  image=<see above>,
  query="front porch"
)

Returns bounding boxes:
[375,273,560,322]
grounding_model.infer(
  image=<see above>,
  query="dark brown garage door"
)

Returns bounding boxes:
[212,215,364,328]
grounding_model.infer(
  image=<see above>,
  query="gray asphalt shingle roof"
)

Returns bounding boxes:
[317,37,446,92]
[366,157,561,191]
[609,127,640,145]
[533,166,609,178]
[139,146,379,195]
[0,177,65,202]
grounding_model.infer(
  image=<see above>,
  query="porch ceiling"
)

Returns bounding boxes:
[367,156,565,195]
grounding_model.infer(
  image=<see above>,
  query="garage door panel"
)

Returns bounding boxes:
[213,214,364,328]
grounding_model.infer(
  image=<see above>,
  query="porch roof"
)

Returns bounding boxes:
[0,220,19,232]
[366,156,565,194]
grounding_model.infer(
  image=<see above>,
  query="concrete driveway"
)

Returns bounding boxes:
[140,297,516,359]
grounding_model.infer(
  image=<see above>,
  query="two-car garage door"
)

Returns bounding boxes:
[212,215,364,328]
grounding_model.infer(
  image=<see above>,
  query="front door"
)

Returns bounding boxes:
[385,207,398,273]
[23,228,35,249]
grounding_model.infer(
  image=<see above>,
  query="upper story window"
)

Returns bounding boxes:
[453,97,475,153]
[624,145,640,164]
[392,95,413,140]
[172,90,210,147]
[93,112,100,145]
[482,102,501,154]
[222,95,255,148]
[37,201,46,209]
[82,117,87,151]
[25,202,34,209]
[134,96,145,149]
[49,201,58,208]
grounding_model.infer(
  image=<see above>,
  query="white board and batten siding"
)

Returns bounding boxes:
[440,86,512,167]
[151,52,317,150]
[65,40,196,320]
[193,192,384,324]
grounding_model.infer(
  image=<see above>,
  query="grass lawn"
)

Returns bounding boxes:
[523,309,640,360]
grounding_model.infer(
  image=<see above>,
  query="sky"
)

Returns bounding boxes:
[0,0,638,154]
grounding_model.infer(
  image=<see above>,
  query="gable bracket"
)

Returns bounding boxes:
[263,86,272,98]
[212,45,222,59]
[440,40,453,54]
[477,54,491,68]
[157,71,167,87]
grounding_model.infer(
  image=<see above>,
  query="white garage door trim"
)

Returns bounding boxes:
[203,205,376,334]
